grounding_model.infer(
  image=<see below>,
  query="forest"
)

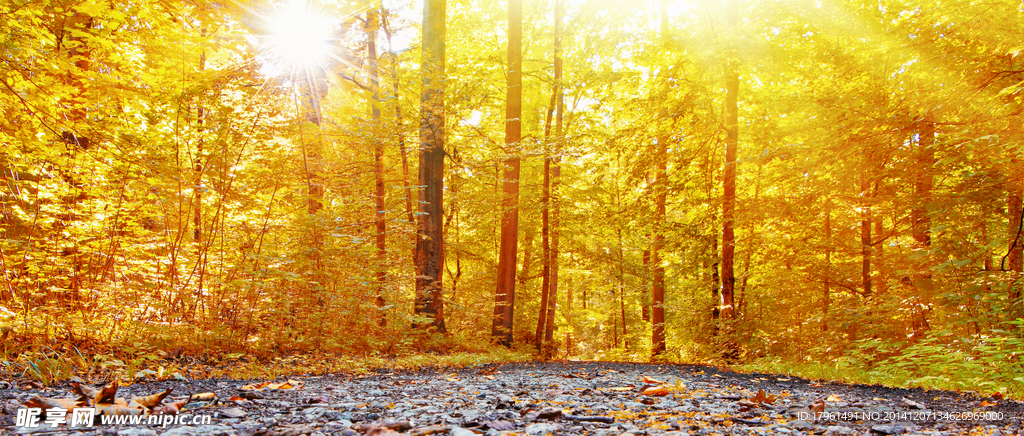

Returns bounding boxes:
[1,0,1023,395]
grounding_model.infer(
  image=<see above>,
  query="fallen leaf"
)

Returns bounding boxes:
[639,386,669,397]
[992,392,1005,401]
[642,375,665,385]
[750,389,776,405]
[191,392,216,401]
[902,398,926,409]
[131,388,172,409]
[408,424,449,436]
[482,375,496,380]
[24,396,83,412]
[807,398,825,422]
[825,394,842,402]
[979,400,997,407]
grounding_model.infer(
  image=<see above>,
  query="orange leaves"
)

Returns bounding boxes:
[25,381,182,417]
[750,389,777,405]
[825,393,842,403]
[639,386,669,397]
[240,379,305,390]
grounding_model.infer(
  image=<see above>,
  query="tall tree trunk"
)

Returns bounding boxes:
[381,11,415,227]
[491,0,522,346]
[414,0,447,333]
[368,9,388,327]
[194,38,206,302]
[822,197,832,331]
[1007,176,1023,306]
[651,143,667,356]
[543,0,563,348]
[535,88,556,350]
[860,170,872,297]
[618,228,628,350]
[909,118,936,338]
[720,0,739,321]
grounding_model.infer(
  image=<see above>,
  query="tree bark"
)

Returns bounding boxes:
[542,0,563,349]
[909,118,936,338]
[491,0,523,346]
[414,0,447,333]
[720,0,739,321]
[368,9,388,327]
[535,84,557,350]
[381,12,415,226]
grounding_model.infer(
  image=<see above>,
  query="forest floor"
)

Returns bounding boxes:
[3,361,1019,436]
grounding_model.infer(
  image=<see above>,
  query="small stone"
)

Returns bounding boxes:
[450,427,478,436]
[161,425,236,436]
[871,424,904,435]
[525,423,560,435]
[220,407,247,418]
[114,429,158,436]
[826,425,855,435]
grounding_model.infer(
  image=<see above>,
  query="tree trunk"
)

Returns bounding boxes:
[414,0,447,333]
[382,11,415,226]
[542,0,563,349]
[909,118,936,338]
[368,9,388,327]
[720,0,739,321]
[822,197,831,331]
[491,0,522,346]
[860,171,872,297]
[535,88,556,350]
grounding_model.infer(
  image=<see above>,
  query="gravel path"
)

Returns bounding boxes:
[3,361,1019,435]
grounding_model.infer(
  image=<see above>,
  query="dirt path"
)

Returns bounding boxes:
[5,361,1020,435]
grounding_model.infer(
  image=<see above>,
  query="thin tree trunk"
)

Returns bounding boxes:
[543,0,563,348]
[368,9,388,327]
[823,197,831,331]
[491,0,523,346]
[381,12,415,226]
[535,88,556,350]
[909,118,936,338]
[720,0,739,321]
[414,0,447,333]
[860,171,872,297]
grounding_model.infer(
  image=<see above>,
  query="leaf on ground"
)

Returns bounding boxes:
[992,392,1005,401]
[605,386,634,392]
[825,393,842,402]
[96,403,146,415]
[642,375,665,385]
[639,386,669,397]
[72,382,100,403]
[807,398,826,422]
[902,398,926,409]
[750,389,776,405]
[130,388,172,408]
[979,400,997,407]
[96,381,120,405]
[24,395,83,412]
[191,392,216,401]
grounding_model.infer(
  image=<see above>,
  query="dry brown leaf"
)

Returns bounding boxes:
[750,389,776,405]
[191,392,216,401]
[825,394,842,402]
[96,403,146,415]
[979,400,997,407]
[72,382,100,403]
[642,375,665,385]
[152,397,189,416]
[482,375,496,380]
[807,398,826,422]
[992,392,1005,401]
[606,386,634,392]
[228,396,248,403]
[95,381,120,405]
[131,388,172,409]
[24,396,83,412]
[639,386,669,397]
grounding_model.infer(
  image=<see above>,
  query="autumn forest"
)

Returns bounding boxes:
[2,0,1023,392]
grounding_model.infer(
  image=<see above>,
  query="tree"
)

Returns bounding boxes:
[414,0,448,333]
[492,0,523,346]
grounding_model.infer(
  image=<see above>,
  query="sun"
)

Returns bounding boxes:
[268,1,336,70]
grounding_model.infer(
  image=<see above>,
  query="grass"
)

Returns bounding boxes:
[735,357,1023,399]
[1,345,534,386]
